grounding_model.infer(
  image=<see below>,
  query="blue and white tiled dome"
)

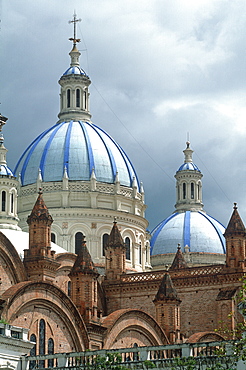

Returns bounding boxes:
[0,164,14,177]
[14,120,139,188]
[63,66,87,76]
[151,211,226,255]
[177,162,201,172]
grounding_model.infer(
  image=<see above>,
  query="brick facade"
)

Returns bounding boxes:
[0,196,245,354]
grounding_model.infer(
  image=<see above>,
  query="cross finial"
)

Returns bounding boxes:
[68,12,81,46]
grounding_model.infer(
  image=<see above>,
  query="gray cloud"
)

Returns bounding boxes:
[1,0,245,231]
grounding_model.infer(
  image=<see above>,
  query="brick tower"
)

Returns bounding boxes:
[104,219,126,280]
[225,203,246,269]
[69,236,100,324]
[24,188,60,281]
[153,273,181,344]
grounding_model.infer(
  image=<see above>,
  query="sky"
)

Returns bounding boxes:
[0,0,245,231]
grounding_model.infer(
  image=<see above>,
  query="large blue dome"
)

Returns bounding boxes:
[14,120,139,188]
[151,211,226,255]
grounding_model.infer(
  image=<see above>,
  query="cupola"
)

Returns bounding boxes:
[175,142,203,212]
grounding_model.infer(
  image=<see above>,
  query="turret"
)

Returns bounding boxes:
[69,235,100,323]
[175,142,203,212]
[24,189,60,281]
[153,273,181,344]
[0,114,20,230]
[105,219,126,280]
[225,203,246,269]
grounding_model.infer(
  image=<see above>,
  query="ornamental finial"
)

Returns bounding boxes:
[68,12,81,46]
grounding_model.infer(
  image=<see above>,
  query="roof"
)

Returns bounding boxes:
[0,228,66,258]
[63,66,88,76]
[14,120,139,188]
[177,162,201,172]
[151,211,226,255]
[0,164,14,176]
[154,273,180,301]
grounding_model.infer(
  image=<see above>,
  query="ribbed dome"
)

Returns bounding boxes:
[14,120,139,188]
[63,66,87,76]
[0,164,13,176]
[177,162,201,172]
[151,211,226,255]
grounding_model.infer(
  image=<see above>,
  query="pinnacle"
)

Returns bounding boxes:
[170,245,187,270]
[107,220,125,249]
[27,189,53,224]
[154,273,180,302]
[224,204,246,236]
[70,237,99,276]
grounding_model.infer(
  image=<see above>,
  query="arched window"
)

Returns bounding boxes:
[75,232,83,254]
[11,193,14,213]
[48,338,54,367]
[51,233,56,243]
[67,89,71,108]
[67,281,71,297]
[102,233,109,256]
[2,191,6,212]
[125,237,131,260]
[191,182,194,199]
[29,334,37,370]
[84,90,87,110]
[76,89,80,107]
[133,343,139,361]
[139,242,142,264]
[39,319,45,368]
[197,184,200,199]
[183,183,186,200]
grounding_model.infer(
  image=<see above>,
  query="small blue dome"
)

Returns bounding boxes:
[14,120,139,188]
[151,211,225,255]
[177,163,201,172]
[0,164,14,177]
[63,66,87,76]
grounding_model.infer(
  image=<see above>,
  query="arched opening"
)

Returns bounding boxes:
[75,232,84,254]
[2,191,6,212]
[67,89,71,108]
[76,89,80,107]
[191,182,194,199]
[51,233,56,243]
[29,334,36,369]
[11,192,14,213]
[125,237,131,260]
[39,319,45,368]
[183,183,186,200]
[133,343,139,361]
[84,90,87,110]
[139,242,142,265]
[102,233,109,257]
[48,338,54,367]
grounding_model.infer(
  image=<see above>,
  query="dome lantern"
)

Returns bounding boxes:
[57,13,91,123]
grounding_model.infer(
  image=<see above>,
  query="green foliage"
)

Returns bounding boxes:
[169,356,196,370]
[143,360,155,369]
[0,318,8,324]
[84,353,128,370]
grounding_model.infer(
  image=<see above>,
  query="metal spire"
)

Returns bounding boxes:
[68,12,81,46]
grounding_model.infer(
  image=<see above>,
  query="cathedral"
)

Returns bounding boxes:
[0,16,246,355]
